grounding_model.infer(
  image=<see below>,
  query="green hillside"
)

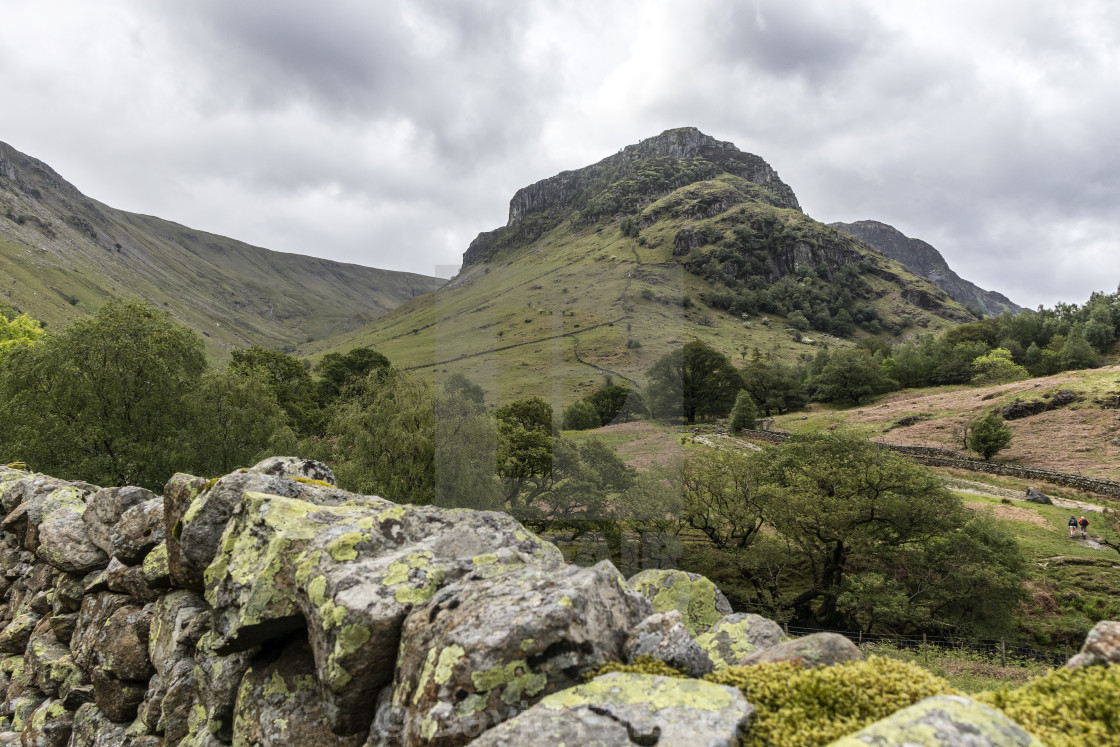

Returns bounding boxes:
[311,128,971,404]
[0,141,444,356]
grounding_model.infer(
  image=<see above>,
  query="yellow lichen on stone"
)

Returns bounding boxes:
[544,672,734,712]
[471,659,548,706]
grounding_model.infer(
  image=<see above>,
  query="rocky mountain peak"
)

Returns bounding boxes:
[503,127,800,228]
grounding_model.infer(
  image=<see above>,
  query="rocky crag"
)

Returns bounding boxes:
[0,459,1114,746]
[830,220,1021,317]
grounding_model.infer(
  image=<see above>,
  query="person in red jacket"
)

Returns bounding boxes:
[1079,516,1089,539]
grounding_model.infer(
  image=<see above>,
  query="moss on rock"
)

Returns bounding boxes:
[706,656,958,747]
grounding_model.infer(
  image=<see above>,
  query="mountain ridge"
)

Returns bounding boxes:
[0,140,444,354]
[830,219,1021,317]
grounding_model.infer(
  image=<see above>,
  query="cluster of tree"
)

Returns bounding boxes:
[0,302,644,545]
[651,433,1026,635]
[562,379,646,430]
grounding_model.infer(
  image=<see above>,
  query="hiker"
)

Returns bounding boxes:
[1069,516,1079,538]
[1079,516,1089,539]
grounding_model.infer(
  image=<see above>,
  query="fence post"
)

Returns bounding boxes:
[1000,639,1006,667]
[858,630,862,645]
[922,633,928,664]
[784,622,789,637]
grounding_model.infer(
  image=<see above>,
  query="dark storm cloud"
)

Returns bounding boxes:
[146,1,555,169]
[0,1,1116,307]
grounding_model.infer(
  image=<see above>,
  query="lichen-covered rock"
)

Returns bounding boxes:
[24,620,80,697]
[83,486,157,556]
[627,569,732,636]
[149,591,210,682]
[110,497,165,565]
[21,697,72,747]
[91,667,147,722]
[176,462,382,591]
[0,611,41,654]
[104,558,160,603]
[141,543,170,590]
[625,610,713,677]
[739,632,862,669]
[68,703,129,747]
[163,474,211,591]
[827,694,1042,746]
[232,638,364,747]
[1067,620,1120,667]
[203,490,563,735]
[95,605,154,681]
[382,561,652,746]
[193,631,258,742]
[696,613,784,668]
[158,658,197,744]
[34,489,106,574]
[471,672,753,747]
[69,593,132,670]
[249,457,336,485]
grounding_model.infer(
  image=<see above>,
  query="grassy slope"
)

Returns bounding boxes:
[0,144,443,356]
[313,175,969,406]
[770,364,1120,480]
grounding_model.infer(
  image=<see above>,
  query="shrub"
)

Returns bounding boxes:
[977,664,1120,746]
[706,657,957,747]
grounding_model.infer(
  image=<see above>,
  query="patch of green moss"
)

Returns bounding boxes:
[589,655,688,681]
[705,656,958,747]
[977,664,1120,746]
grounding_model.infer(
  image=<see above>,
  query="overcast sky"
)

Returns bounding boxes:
[1,1,1117,308]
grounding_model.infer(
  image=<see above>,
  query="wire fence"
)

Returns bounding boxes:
[783,624,1073,666]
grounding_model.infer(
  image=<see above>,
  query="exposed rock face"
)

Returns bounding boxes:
[471,672,753,747]
[829,695,1042,746]
[1024,487,1053,505]
[831,220,1021,317]
[463,127,800,267]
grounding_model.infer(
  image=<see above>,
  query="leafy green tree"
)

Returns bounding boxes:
[970,348,1030,386]
[648,341,744,423]
[761,433,1022,631]
[1059,329,1100,370]
[741,356,807,416]
[0,312,43,355]
[230,345,321,435]
[812,348,889,405]
[0,301,206,489]
[324,368,436,502]
[562,400,600,431]
[729,390,757,432]
[179,365,296,476]
[433,389,500,510]
[967,410,1013,460]
[586,382,645,425]
[442,372,486,407]
[314,347,392,404]
[496,396,555,434]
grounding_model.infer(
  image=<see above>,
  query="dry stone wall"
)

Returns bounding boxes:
[0,457,761,746]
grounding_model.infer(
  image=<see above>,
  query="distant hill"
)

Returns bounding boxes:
[319,127,973,404]
[830,220,1021,317]
[0,141,444,354]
